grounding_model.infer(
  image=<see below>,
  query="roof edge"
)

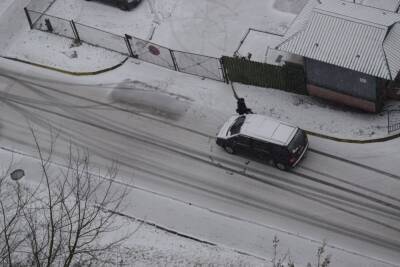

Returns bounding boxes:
[381,44,394,81]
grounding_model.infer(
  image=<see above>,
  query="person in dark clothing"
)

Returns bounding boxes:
[236,98,253,115]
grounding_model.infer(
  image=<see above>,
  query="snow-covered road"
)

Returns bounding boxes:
[1,59,399,266]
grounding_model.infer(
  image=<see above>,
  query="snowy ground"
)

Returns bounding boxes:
[0,0,14,15]
[6,31,127,72]
[1,0,400,266]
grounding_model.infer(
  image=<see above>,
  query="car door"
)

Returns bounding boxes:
[252,139,272,159]
[231,135,252,154]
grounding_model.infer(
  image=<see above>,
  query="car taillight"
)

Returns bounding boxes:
[289,157,297,164]
[292,145,304,155]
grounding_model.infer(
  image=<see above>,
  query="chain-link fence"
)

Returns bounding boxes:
[26,0,56,26]
[24,5,312,92]
[173,50,225,81]
[130,36,176,70]
[75,23,129,55]
[388,110,400,133]
[27,10,75,39]
[24,6,227,82]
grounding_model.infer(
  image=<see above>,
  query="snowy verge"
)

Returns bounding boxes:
[0,147,267,266]
[4,30,126,73]
[235,83,394,140]
[1,146,397,267]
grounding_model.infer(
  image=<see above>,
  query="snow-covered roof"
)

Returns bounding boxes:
[277,0,400,80]
[240,114,297,146]
[283,0,320,39]
[343,0,400,12]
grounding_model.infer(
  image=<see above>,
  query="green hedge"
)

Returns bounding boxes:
[221,56,307,95]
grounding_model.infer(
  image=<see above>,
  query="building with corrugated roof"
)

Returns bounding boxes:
[276,0,400,112]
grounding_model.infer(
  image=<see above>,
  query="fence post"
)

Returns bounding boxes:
[70,20,81,45]
[170,50,178,71]
[124,34,135,58]
[24,7,33,29]
[45,18,53,32]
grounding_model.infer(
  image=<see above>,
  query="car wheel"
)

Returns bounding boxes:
[224,145,235,154]
[274,161,288,171]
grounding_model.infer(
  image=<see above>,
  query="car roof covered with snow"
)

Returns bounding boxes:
[218,114,299,146]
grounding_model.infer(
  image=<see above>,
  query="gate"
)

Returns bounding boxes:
[388,110,400,133]
[221,56,307,94]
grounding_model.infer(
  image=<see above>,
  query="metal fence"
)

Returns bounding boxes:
[75,23,129,55]
[27,10,75,39]
[26,0,56,25]
[173,50,225,81]
[23,5,309,91]
[388,110,400,133]
[129,35,176,70]
[24,8,226,82]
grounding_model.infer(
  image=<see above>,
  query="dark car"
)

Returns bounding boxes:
[85,0,141,11]
[216,114,308,171]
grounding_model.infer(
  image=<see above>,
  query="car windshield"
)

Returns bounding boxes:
[228,116,246,135]
[288,129,307,154]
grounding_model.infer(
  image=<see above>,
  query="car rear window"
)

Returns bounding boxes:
[288,130,307,154]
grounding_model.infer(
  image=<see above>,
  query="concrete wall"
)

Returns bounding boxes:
[307,84,377,112]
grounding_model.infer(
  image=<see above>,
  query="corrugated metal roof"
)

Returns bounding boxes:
[277,0,400,80]
[343,0,400,12]
[384,22,400,79]
[318,0,400,26]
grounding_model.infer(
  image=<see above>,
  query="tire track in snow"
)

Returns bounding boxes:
[2,83,400,222]
[12,77,400,183]
[309,148,400,181]
[3,75,400,219]
[3,77,400,242]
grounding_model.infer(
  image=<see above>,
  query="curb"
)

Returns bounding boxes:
[109,210,267,262]
[305,130,400,144]
[1,55,129,76]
